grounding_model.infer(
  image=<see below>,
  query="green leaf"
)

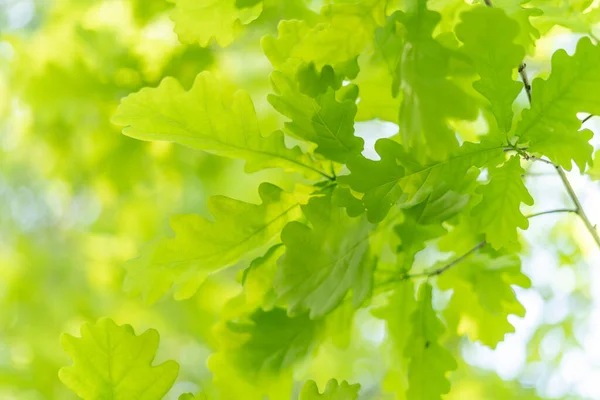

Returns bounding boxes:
[515,37,599,171]
[112,71,326,178]
[405,283,456,400]
[456,6,525,132]
[472,156,533,251]
[59,318,179,400]
[354,11,404,122]
[275,194,374,319]
[123,183,301,303]
[528,0,600,34]
[170,0,263,47]
[268,72,364,163]
[587,150,600,180]
[299,379,361,400]
[242,244,284,310]
[372,280,417,397]
[438,251,531,348]
[179,393,208,400]
[394,213,446,270]
[342,138,505,222]
[492,0,541,52]
[210,308,321,380]
[332,187,365,217]
[261,17,365,78]
[396,5,478,158]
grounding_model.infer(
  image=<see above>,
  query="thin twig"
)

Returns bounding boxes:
[405,241,487,278]
[556,167,600,248]
[525,208,577,219]
[515,64,600,250]
[582,114,595,124]
[518,63,532,102]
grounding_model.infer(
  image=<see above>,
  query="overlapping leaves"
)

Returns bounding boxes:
[515,37,599,170]
[123,183,300,303]
[112,71,325,178]
[438,251,531,347]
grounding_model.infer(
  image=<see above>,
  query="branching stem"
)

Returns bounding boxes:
[516,65,600,250]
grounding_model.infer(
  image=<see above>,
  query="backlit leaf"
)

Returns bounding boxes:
[59,319,179,400]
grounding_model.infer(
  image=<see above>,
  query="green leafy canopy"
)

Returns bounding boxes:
[45,0,600,399]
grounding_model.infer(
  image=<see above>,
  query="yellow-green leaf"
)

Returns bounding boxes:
[170,0,263,47]
[124,183,301,303]
[59,318,179,400]
[112,71,325,178]
[472,156,533,250]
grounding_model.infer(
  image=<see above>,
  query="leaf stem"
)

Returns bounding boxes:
[524,208,577,219]
[518,63,532,103]
[376,207,580,286]
[555,167,600,248]
[582,114,595,124]
[405,241,487,279]
[515,63,600,250]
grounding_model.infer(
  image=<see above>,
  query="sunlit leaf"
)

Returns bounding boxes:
[59,319,179,400]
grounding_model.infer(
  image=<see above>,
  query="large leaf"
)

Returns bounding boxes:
[372,280,417,397]
[515,37,599,171]
[268,72,364,163]
[353,10,404,122]
[124,183,301,303]
[275,194,374,319]
[59,318,179,400]
[456,6,525,132]
[209,308,321,399]
[472,156,534,251]
[299,379,360,400]
[438,252,531,348]
[395,4,478,158]
[112,71,325,178]
[342,138,505,222]
[405,284,456,400]
[493,0,541,52]
[170,0,263,47]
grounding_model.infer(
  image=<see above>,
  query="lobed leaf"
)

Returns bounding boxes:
[275,194,374,319]
[123,183,301,303]
[112,71,325,178]
[59,318,179,400]
[472,156,533,250]
[170,0,263,47]
[342,138,505,222]
[515,37,599,171]
[456,6,525,132]
[299,379,360,400]
[405,284,456,400]
[438,251,531,348]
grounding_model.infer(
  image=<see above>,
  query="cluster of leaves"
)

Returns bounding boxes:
[3,0,600,398]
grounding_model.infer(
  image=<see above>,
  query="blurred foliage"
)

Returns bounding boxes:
[1,0,600,399]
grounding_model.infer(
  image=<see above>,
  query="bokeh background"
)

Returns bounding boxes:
[1,0,600,399]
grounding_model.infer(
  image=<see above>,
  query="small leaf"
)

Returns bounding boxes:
[209,308,321,380]
[456,6,525,132]
[275,194,374,319]
[438,251,531,348]
[405,284,456,400]
[299,379,360,400]
[171,0,263,47]
[516,37,599,170]
[472,156,534,250]
[268,72,364,163]
[342,138,505,222]
[587,150,600,180]
[59,318,179,400]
